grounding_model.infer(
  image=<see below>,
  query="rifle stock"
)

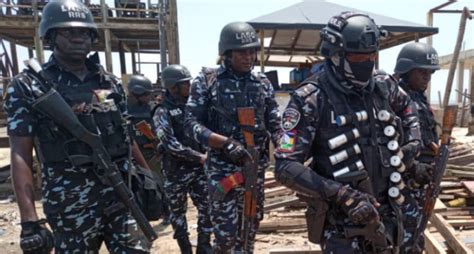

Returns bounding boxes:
[413,105,457,251]
[237,107,259,252]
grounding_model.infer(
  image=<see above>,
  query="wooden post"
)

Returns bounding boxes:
[33,0,44,63]
[159,0,168,69]
[426,10,434,103]
[119,41,126,74]
[460,89,468,126]
[166,0,179,64]
[260,30,265,73]
[101,0,113,72]
[131,51,137,74]
[443,7,472,108]
[468,65,474,135]
[9,42,18,75]
[438,90,442,108]
[457,61,465,103]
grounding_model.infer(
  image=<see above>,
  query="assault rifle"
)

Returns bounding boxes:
[413,105,458,251]
[336,170,392,254]
[24,59,158,242]
[136,120,163,157]
[237,107,259,253]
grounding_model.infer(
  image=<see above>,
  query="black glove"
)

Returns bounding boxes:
[336,186,380,225]
[412,162,434,185]
[401,141,420,168]
[222,138,251,165]
[20,219,54,254]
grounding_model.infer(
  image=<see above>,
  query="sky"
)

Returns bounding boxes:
[6,0,474,104]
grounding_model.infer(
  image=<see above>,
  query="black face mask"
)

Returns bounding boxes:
[348,61,375,82]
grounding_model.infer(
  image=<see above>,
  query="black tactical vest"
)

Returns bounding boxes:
[402,83,438,163]
[33,71,129,166]
[128,101,155,160]
[160,93,202,153]
[304,70,404,201]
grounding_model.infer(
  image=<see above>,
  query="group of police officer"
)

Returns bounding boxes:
[5,0,442,253]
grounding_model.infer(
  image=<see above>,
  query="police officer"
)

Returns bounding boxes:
[5,0,152,252]
[153,64,212,254]
[127,75,171,225]
[274,12,421,253]
[184,22,281,253]
[394,42,440,253]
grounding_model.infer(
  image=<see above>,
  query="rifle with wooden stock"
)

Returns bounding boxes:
[413,105,457,251]
[136,120,164,158]
[237,107,259,252]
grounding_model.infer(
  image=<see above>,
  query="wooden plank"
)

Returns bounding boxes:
[424,229,447,254]
[268,248,322,254]
[264,197,302,212]
[448,169,474,179]
[430,213,473,254]
[448,154,474,166]
[462,181,474,196]
[259,219,306,232]
[442,188,466,194]
[446,220,474,227]
[265,186,293,199]
[434,198,447,213]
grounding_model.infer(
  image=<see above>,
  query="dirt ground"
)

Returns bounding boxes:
[1,127,474,253]
[0,198,320,254]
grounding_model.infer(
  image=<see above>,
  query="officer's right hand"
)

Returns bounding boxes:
[336,186,380,225]
[20,219,54,254]
[413,162,434,185]
[222,138,251,165]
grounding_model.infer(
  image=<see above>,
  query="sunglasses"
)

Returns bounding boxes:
[345,52,378,63]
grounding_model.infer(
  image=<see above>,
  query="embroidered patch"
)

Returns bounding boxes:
[278,130,297,153]
[281,108,301,131]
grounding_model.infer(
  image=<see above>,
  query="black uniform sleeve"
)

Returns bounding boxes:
[383,75,422,144]
[274,84,343,200]
[153,106,203,163]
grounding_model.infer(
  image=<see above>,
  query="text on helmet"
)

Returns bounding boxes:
[235,32,256,44]
[61,4,89,19]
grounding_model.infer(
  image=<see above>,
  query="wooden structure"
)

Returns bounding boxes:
[0,0,179,82]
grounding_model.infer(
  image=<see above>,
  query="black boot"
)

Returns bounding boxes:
[177,235,192,254]
[196,234,212,254]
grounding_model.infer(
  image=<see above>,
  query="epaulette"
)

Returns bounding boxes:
[293,81,319,100]
[201,67,218,88]
[373,71,396,99]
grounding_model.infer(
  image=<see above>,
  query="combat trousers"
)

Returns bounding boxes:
[42,164,151,253]
[163,161,213,239]
[206,156,266,253]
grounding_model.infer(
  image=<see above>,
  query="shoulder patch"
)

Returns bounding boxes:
[281,108,301,131]
[277,129,297,153]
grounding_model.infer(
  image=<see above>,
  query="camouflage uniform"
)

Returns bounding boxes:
[398,81,438,253]
[128,99,170,219]
[274,62,421,254]
[4,56,151,253]
[184,65,280,252]
[153,92,213,240]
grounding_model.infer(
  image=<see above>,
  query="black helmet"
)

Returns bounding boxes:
[161,64,192,89]
[128,75,153,95]
[394,42,439,74]
[320,12,382,57]
[39,0,98,41]
[218,22,260,56]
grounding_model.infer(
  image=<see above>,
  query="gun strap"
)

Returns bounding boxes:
[216,172,244,194]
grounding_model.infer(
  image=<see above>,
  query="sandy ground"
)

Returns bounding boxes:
[1,127,473,253]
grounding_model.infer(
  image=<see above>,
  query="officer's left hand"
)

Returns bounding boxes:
[20,219,54,254]
[401,141,420,168]
[413,162,434,185]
